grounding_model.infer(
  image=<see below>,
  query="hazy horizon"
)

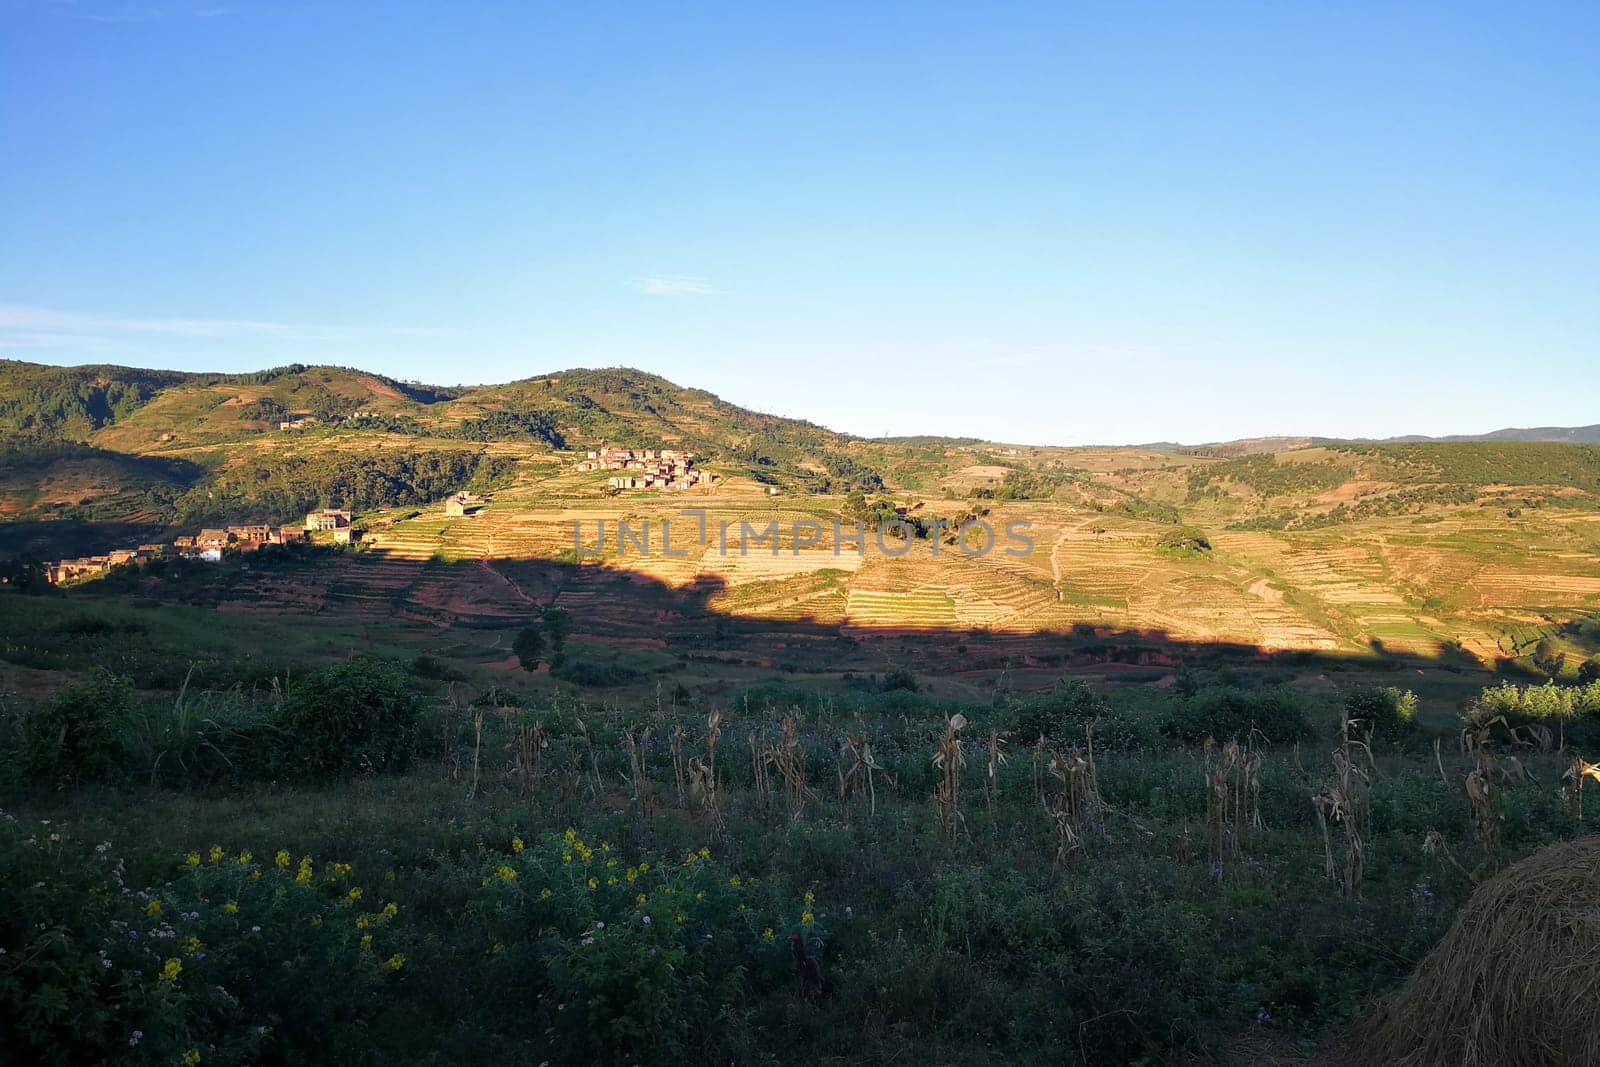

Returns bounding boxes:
[3,3,1596,445]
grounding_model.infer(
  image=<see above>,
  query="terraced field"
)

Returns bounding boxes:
[283,480,1596,673]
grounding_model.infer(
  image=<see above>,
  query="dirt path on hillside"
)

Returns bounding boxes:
[476,557,542,607]
[1050,517,1099,594]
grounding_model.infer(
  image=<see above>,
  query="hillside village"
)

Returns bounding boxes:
[577,446,715,490]
[44,507,357,584]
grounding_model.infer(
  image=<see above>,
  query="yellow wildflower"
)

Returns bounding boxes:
[696,891,705,900]
[296,858,313,885]
[184,936,202,955]
[184,853,200,867]
[698,847,710,859]
[347,887,363,902]
[182,1049,201,1066]
[803,891,815,905]
[249,870,261,881]
[728,876,741,887]
[360,934,373,951]
[384,953,406,972]
[494,866,517,882]
[539,888,552,900]
[801,911,814,925]
[223,901,239,915]
[676,914,686,924]
[562,852,573,865]
[356,916,370,930]
[145,899,162,918]
[207,845,223,863]
[274,849,290,868]
[607,877,618,886]
[638,861,650,873]
[309,915,321,927]
[636,893,646,905]
[160,958,182,981]
[511,836,524,854]
[235,850,252,866]
[761,928,774,941]
[586,877,598,890]
[625,867,638,883]
[382,902,398,920]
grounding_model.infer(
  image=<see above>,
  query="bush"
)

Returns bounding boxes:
[550,655,645,688]
[1160,685,1314,745]
[1344,686,1421,748]
[1156,526,1212,553]
[409,653,465,682]
[879,668,918,693]
[0,815,404,1066]
[1008,679,1107,743]
[1471,680,1600,746]
[276,660,419,776]
[124,686,280,787]
[13,668,135,786]
[468,829,810,1065]
[511,626,544,672]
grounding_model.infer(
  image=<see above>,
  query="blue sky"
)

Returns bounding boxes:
[2,2,1596,445]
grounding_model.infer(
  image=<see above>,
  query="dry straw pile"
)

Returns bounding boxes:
[1340,835,1600,1066]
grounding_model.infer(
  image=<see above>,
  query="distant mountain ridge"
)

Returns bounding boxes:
[1137,427,1600,455]
[1375,425,1600,445]
[5,357,1596,452]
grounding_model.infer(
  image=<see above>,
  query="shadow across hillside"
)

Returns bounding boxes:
[19,539,1543,701]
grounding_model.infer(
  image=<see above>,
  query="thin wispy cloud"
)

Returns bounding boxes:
[636,276,724,297]
[0,303,446,347]
[46,1,234,22]
[980,351,1039,370]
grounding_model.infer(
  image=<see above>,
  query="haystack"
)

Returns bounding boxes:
[1339,835,1600,1066]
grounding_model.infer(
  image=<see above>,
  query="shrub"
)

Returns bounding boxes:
[1160,685,1314,745]
[1344,686,1421,748]
[469,829,809,1065]
[276,660,419,776]
[1471,680,1600,746]
[1008,678,1107,743]
[550,655,645,688]
[124,684,280,787]
[511,625,544,671]
[0,814,402,1066]
[879,668,918,693]
[1156,526,1212,553]
[13,668,135,786]
[409,653,465,682]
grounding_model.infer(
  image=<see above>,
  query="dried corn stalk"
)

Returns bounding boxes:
[932,714,968,842]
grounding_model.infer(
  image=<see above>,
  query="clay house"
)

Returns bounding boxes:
[444,492,489,517]
[305,508,352,531]
[278,415,317,430]
[228,524,272,544]
[196,529,233,552]
[137,544,166,558]
[49,556,112,584]
[332,527,358,544]
[274,525,308,544]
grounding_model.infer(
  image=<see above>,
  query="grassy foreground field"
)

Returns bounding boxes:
[7,638,1600,1065]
